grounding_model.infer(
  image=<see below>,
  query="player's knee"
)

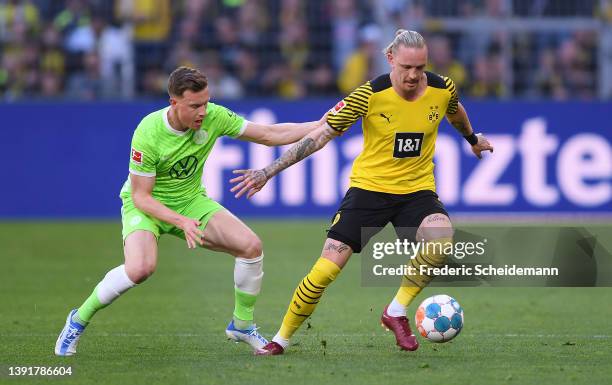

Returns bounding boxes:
[125,259,156,283]
[416,214,453,266]
[241,235,263,259]
[319,239,352,268]
[417,213,454,242]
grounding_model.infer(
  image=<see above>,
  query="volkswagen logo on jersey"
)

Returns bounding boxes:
[170,156,198,179]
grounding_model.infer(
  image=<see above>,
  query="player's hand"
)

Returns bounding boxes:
[178,217,204,249]
[471,133,494,159]
[230,169,268,199]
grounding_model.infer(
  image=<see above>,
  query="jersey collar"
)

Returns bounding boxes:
[163,107,190,136]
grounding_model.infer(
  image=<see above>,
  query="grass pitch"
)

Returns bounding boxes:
[1,221,611,385]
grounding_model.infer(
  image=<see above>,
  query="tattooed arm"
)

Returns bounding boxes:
[446,102,473,136]
[446,102,494,159]
[230,123,339,198]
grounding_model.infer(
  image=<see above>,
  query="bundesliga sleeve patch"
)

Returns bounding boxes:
[131,148,143,165]
[330,100,346,115]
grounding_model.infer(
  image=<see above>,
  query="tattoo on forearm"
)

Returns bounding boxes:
[451,121,464,131]
[296,138,315,159]
[263,130,334,178]
[451,120,471,136]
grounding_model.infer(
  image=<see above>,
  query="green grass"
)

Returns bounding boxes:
[1,221,611,385]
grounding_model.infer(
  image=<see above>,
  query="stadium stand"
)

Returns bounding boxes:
[0,0,609,100]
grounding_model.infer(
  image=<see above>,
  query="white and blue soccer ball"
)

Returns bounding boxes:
[415,294,464,342]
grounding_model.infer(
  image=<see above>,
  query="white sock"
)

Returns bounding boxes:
[234,254,264,295]
[96,264,137,305]
[387,297,407,317]
[272,332,290,349]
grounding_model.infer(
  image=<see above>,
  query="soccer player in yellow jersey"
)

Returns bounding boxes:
[231,30,493,355]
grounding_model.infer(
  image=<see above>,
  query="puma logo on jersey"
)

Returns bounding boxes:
[380,113,392,123]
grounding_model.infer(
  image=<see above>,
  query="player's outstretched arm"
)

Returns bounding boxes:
[446,102,494,159]
[238,112,328,146]
[130,174,204,248]
[230,123,339,198]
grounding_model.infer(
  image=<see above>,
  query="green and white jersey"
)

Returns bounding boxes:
[120,103,246,207]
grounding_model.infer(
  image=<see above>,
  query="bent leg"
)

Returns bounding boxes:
[55,197,161,356]
[76,230,157,324]
[201,209,263,328]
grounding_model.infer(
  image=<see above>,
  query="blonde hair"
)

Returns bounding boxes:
[383,29,426,55]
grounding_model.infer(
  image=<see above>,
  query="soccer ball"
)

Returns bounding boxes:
[415,294,464,342]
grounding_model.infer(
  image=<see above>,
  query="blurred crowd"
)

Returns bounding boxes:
[0,0,610,101]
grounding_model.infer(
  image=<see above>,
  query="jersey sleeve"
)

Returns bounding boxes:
[215,104,247,138]
[129,127,159,177]
[443,76,459,115]
[326,82,373,133]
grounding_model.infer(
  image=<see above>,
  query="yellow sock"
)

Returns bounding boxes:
[395,237,452,307]
[278,257,341,340]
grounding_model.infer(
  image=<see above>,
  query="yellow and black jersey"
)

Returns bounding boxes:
[327,71,459,195]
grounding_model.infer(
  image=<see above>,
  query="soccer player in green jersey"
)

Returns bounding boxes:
[55,66,325,356]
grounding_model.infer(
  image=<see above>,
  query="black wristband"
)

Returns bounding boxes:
[464,133,478,146]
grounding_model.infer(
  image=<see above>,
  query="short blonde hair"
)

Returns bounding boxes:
[383,29,426,55]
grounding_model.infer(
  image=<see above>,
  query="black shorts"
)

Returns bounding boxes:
[327,187,449,253]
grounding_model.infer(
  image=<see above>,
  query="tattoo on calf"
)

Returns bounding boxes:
[324,242,350,254]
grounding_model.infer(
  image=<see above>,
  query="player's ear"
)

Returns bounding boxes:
[386,52,393,66]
